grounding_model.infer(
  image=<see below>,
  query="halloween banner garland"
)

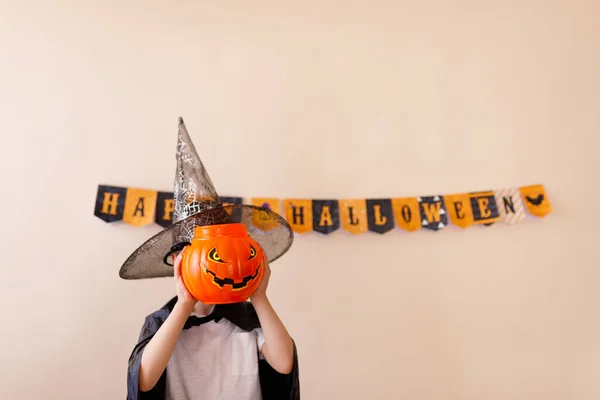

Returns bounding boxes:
[94,184,552,234]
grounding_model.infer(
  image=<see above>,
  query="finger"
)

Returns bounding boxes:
[174,251,184,265]
[173,251,184,278]
[263,257,271,274]
[263,253,271,270]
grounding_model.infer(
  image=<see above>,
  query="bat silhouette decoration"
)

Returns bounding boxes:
[526,194,544,206]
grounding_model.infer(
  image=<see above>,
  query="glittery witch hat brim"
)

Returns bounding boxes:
[119,204,293,279]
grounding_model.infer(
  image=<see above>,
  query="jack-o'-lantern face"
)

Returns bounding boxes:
[181,223,264,304]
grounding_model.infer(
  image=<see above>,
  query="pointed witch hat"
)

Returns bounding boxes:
[119,118,293,280]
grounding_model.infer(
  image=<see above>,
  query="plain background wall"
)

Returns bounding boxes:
[1,1,599,399]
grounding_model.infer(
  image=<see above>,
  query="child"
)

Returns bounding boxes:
[121,117,299,399]
[127,251,299,400]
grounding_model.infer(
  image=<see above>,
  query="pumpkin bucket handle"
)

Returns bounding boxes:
[163,241,191,267]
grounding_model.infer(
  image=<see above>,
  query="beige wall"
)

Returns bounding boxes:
[1,1,599,399]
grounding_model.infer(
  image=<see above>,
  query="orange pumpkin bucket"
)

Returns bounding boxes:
[181,223,265,304]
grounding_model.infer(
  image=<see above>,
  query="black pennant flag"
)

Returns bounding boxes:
[220,196,244,223]
[312,200,340,234]
[470,191,500,226]
[95,185,127,222]
[155,191,175,227]
[220,196,243,206]
[419,196,448,231]
[366,199,395,234]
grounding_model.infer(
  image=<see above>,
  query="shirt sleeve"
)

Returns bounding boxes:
[255,328,266,360]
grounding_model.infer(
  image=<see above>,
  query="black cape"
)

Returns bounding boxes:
[127,297,300,400]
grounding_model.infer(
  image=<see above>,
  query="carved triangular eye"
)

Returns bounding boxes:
[248,245,257,260]
[208,248,226,263]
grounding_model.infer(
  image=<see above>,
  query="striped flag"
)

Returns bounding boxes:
[495,188,525,224]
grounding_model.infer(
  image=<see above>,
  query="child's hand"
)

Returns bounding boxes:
[251,255,271,301]
[174,250,197,310]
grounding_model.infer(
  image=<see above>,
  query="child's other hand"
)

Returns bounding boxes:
[174,250,197,310]
[251,254,271,301]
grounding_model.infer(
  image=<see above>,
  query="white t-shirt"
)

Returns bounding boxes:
[165,311,265,400]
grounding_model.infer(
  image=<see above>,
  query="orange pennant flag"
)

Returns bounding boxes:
[520,184,552,217]
[283,199,313,234]
[123,188,158,227]
[250,198,281,231]
[251,198,280,212]
[339,199,368,235]
[444,193,474,229]
[391,198,421,232]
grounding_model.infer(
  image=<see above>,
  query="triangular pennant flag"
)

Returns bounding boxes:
[94,185,127,223]
[391,198,421,232]
[520,184,552,217]
[155,191,175,227]
[312,200,340,234]
[250,198,281,231]
[419,196,448,231]
[283,199,313,234]
[340,199,368,235]
[495,188,525,224]
[470,191,500,225]
[123,188,158,227]
[444,193,474,229]
[366,199,395,234]
[220,196,243,206]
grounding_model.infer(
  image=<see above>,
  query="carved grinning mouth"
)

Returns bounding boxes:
[203,264,261,290]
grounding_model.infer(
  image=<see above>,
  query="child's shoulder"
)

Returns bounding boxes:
[139,297,177,332]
